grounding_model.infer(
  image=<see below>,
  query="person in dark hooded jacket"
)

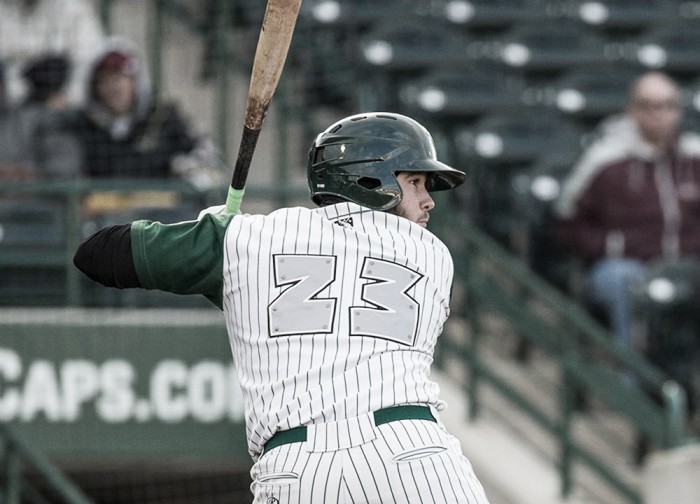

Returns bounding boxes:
[1,54,80,180]
[71,39,200,180]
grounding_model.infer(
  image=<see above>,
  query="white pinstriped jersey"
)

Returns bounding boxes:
[129,200,490,503]
[130,201,455,461]
[222,202,454,460]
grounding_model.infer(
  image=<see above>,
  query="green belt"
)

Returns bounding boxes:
[262,405,436,455]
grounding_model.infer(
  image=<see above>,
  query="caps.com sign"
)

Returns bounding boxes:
[0,348,244,424]
[1,309,249,462]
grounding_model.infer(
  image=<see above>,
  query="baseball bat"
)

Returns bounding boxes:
[225,0,303,214]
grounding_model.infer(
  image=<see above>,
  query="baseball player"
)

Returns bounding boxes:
[74,112,491,503]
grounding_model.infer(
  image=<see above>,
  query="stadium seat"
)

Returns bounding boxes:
[510,151,583,290]
[0,198,68,306]
[358,20,469,72]
[299,1,451,96]
[543,65,642,121]
[301,0,435,31]
[571,0,678,31]
[0,199,65,248]
[398,64,530,121]
[452,109,586,242]
[453,108,586,165]
[492,21,609,72]
[628,23,700,73]
[442,0,549,29]
[683,79,700,129]
[683,113,700,135]
[356,20,471,109]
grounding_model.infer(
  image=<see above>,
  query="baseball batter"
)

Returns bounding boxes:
[74,112,491,503]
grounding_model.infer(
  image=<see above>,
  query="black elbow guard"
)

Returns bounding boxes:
[73,224,141,288]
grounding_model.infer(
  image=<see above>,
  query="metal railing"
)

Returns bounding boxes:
[4,2,243,499]
[432,213,697,504]
[1,424,94,504]
[0,179,307,308]
[3,2,696,502]
[1,185,697,503]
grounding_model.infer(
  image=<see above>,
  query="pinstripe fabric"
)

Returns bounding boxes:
[220,201,488,502]
[250,418,490,503]
[222,202,454,459]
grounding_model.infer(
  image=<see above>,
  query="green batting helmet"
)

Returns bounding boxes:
[308,112,466,211]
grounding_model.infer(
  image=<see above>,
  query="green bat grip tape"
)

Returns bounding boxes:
[226,186,245,214]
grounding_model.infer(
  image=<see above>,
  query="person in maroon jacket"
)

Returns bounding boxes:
[554,71,700,387]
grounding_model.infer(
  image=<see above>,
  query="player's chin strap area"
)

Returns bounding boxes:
[261,405,436,455]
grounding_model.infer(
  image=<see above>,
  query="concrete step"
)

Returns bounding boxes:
[434,366,640,504]
[438,312,646,504]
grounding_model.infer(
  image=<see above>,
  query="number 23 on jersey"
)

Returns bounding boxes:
[268,254,423,346]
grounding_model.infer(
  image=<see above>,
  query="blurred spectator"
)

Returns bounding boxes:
[70,37,226,190]
[20,54,81,179]
[0,0,105,106]
[0,57,32,179]
[0,54,80,180]
[554,72,700,391]
[23,52,70,107]
[0,109,41,180]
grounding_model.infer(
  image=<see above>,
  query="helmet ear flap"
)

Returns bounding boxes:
[357,177,382,190]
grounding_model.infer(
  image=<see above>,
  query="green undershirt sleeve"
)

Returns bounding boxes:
[130,212,234,309]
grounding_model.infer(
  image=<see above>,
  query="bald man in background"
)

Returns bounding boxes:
[554,72,700,405]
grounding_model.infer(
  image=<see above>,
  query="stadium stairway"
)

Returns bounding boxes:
[434,368,579,504]
[433,314,645,504]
